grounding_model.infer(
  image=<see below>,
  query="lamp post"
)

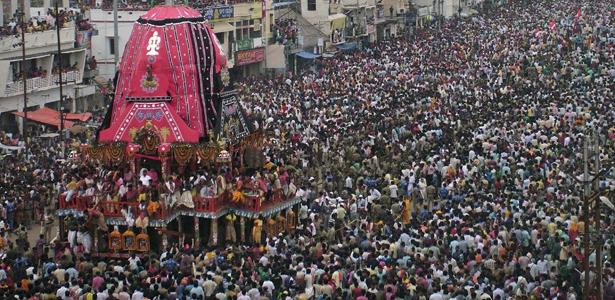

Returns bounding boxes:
[113,0,119,72]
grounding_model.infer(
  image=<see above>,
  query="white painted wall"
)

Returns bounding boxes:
[301,0,331,33]
[0,83,95,113]
[0,26,75,60]
[89,9,147,79]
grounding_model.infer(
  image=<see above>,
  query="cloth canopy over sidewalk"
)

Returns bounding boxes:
[12,107,92,129]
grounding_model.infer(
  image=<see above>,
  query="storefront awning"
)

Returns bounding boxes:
[65,112,92,122]
[211,22,236,33]
[336,41,358,51]
[13,107,74,129]
[295,51,320,59]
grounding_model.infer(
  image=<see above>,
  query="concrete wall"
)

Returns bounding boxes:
[0,25,75,60]
[89,9,147,79]
[382,0,407,17]
[0,82,95,113]
[301,0,330,29]
[90,2,272,80]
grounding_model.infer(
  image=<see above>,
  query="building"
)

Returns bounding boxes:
[90,0,275,81]
[0,0,98,133]
[413,0,478,25]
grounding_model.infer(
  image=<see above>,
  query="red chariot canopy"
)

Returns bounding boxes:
[99,5,228,144]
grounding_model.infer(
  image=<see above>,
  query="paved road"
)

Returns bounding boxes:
[7,220,58,249]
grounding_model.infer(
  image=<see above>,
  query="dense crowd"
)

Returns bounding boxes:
[0,0,614,299]
[273,19,298,45]
[0,9,82,38]
[99,0,163,11]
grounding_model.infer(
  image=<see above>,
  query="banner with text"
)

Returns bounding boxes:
[202,6,234,20]
[235,48,265,66]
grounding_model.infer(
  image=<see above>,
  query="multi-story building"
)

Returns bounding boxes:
[90,0,274,81]
[0,0,98,133]
[413,0,478,26]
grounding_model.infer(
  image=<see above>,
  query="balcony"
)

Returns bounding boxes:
[341,0,375,8]
[0,25,75,59]
[346,27,367,37]
[4,70,81,96]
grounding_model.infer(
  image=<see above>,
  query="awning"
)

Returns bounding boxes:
[65,112,92,122]
[295,51,320,59]
[328,13,347,21]
[13,107,74,129]
[329,13,347,32]
[211,22,236,33]
[336,41,358,51]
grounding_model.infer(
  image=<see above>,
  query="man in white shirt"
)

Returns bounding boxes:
[8,19,17,31]
[56,283,70,300]
[389,183,399,199]
[345,176,353,191]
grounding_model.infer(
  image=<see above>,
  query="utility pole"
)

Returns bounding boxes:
[594,133,602,300]
[113,0,119,73]
[578,131,611,300]
[583,134,591,298]
[55,0,66,157]
[19,5,28,153]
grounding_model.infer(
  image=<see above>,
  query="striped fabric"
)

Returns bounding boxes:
[110,6,224,138]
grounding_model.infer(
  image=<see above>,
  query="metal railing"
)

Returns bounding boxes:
[5,70,81,96]
[58,188,291,219]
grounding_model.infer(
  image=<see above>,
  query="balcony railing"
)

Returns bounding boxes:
[5,70,81,96]
[0,25,75,54]
[58,189,291,220]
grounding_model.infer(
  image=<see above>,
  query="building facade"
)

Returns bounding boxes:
[0,1,97,133]
[90,0,274,81]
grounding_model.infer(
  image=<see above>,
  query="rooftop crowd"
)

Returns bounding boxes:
[0,8,85,38]
[0,0,614,299]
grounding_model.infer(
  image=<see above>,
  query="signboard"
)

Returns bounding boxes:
[235,48,265,66]
[76,30,93,49]
[202,6,234,20]
[216,90,250,143]
[236,39,253,51]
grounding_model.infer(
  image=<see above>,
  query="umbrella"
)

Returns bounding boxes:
[69,125,88,134]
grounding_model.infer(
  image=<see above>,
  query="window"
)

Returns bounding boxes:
[108,38,116,55]
[308,0,316,11]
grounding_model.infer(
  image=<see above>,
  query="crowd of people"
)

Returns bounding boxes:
[0,0,614,299]
[0,8,83,38]
[273,19,299,46]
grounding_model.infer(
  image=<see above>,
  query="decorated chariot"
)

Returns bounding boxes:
[56,6,299,256]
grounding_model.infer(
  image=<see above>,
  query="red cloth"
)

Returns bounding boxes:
[109,6,223,138]
[13,107,74,129]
